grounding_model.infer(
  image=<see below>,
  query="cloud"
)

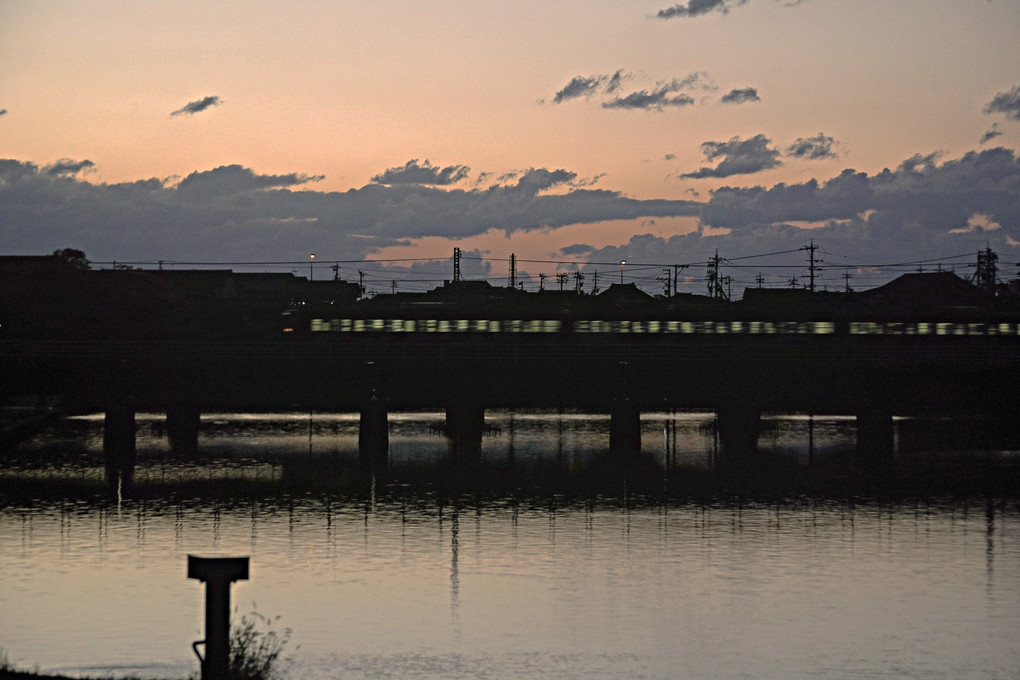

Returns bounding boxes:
[553,72,711,111]
[552,70,627,104]
[657,0,748,19]
[720,87,759,104]
[371,159,471,186]
[699,147,1020,235]
[785,133,837,160]
[682,134,783,178]
[984,85,1020,120]
[44,159,96,176]
[603,89,694,110]
[603,75,710,111]
[0,158,700,264]
[171,95,222,117]
[980,124,1004,145]
[175,164,324,200]
[563,148,1020,295]
[0,109,7,117]
[553,75,604,103]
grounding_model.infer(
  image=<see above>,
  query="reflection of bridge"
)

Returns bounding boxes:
[3,324,1018,489]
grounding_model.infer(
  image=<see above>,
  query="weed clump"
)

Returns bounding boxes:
[229,609,294,680]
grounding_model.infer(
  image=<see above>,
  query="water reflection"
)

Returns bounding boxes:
[4,410,1018,502]
[2,489,1019,680]
[1,410,1019,679]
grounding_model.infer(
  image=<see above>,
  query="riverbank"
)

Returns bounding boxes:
[0,671,173,680]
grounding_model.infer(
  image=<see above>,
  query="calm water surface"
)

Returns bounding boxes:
[2,412,1018,679]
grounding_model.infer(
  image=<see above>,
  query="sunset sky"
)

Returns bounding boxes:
[2,0,1019,295]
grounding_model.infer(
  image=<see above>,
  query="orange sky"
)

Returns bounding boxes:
[2,1,1019,291]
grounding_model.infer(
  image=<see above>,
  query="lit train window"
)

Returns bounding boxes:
[437,320,450,333]
[999,323,1014,335]
[311,318,326,332]
[666,321,680,333]
[369,319,383,331]
[632,321,645,333]
[329,319,342,332]
[885,323,903,335]
[352,319,365,332]
[488,320,501,333]
[969,323,985,335]
[544,320,561,332]
[711,322,727,334]
[814,322,835,334]
[648,321,661,333]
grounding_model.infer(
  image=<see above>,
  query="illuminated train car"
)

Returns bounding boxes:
[281,276,1020,343]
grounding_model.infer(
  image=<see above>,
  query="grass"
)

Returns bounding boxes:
[0,610,294,680]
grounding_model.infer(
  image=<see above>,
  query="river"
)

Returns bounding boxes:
[1,411,1018,679]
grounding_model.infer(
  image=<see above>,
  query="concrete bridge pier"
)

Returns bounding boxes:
[609,400,642,459]
[358,398,389,470]
[446,402,484,464]
[716,405,761,460]
[166,402,201,457]
[857,402,894,463]
[103,398,136,491]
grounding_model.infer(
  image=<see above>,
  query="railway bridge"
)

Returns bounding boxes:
[3,323,1017,489]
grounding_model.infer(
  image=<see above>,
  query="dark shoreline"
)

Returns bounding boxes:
[1,671,176,680]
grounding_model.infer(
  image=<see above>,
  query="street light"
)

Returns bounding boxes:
[620,260,626,284]
[309,253,316,280]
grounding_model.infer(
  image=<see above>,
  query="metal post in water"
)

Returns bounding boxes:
[188,555,249,680]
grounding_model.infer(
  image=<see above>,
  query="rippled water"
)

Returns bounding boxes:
[2,412,1019,679]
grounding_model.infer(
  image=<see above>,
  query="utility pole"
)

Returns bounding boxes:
[573,271,585,294]
[508,253,517,289]
[357,270,365,298]
[331,262,341,281]
[755,272,765,288]
[538,273,546,291]
[706,250,729,300]
[592,270,600,295]
[672,264,685,297]
[972,246,998,294]
[801,240,821,292]
[453,247,462,282]
[843,271,853,293]
[556,273,569,291]
[391,279,397,294]
[789,276,799,289]
[658,268,672,297]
